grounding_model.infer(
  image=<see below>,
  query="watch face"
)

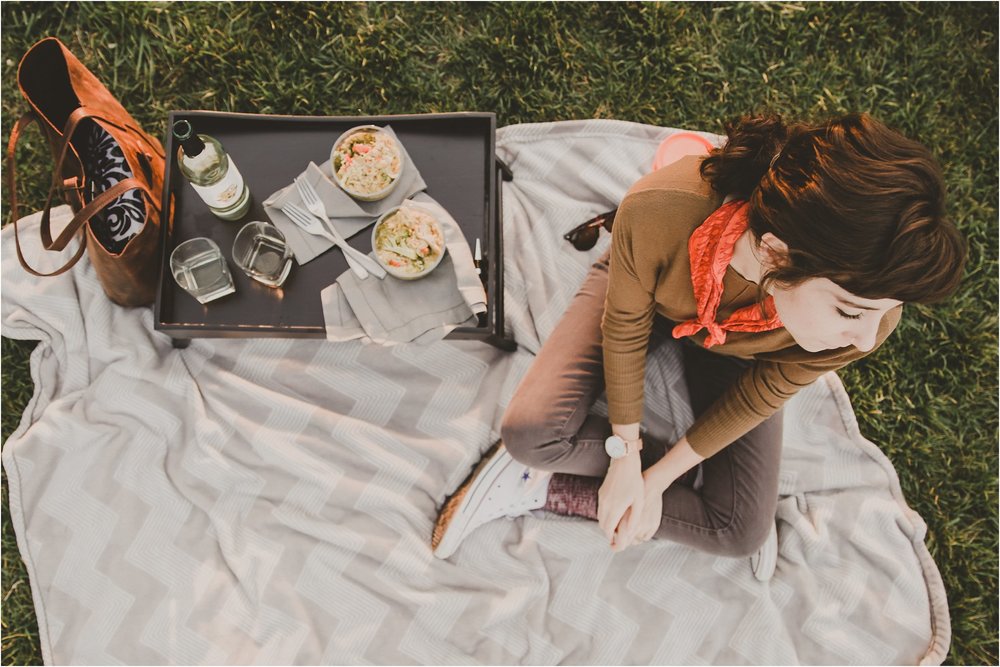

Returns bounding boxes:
[605,435,626,458]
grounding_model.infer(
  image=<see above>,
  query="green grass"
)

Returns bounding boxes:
[2,2,996,664]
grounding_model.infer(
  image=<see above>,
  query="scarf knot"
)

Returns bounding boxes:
[672,200,783,348]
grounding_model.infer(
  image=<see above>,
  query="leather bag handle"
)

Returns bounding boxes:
[50,106,165,162]
[5,111,88,276]
[7,109,156,276]
[37,106,110,248]
[5,111,40,226]
[15,177,156,278]
[42,176,154,249]
[38,107,159,249]
[7,105,159,277]
[8,106,122,251]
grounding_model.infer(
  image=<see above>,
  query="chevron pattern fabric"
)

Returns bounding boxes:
[2,119,948,664]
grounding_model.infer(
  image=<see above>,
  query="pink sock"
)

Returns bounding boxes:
[543,473,600,519]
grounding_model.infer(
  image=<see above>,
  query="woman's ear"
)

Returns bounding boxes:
[758,232,789,268]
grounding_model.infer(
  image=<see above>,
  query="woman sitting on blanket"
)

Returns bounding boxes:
[431,112,966,579]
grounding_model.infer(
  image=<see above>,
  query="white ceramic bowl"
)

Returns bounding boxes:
[371,204,446,280]
[330,125,404,201]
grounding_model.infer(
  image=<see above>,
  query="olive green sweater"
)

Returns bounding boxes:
[602,155,901,457]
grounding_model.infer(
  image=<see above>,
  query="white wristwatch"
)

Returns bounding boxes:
[605,434,643,459]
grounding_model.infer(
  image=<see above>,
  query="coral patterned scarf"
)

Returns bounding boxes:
[672,200,783,348]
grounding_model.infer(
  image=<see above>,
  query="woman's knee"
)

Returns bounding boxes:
[692,496,775,557]
[500,409,557,468]
[666,493,776,558]
[717,514,774,558]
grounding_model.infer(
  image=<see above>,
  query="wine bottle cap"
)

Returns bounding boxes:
[173,120,206,157]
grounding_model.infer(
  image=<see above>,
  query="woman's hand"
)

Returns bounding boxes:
[597,452,643,548]
[612,437,704,550]
[612,476,665,551]
[631,474,665,544]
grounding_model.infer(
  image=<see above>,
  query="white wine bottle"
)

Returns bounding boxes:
[172,120,251,221]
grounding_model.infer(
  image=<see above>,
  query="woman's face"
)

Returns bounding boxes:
[771,277,901,353]
[758,234,902,353]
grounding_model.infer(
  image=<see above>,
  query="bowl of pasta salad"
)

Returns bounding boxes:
[330,125,403,201]
[371,204,446,280]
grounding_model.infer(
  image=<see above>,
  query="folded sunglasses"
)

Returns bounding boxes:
[562,208,618,251]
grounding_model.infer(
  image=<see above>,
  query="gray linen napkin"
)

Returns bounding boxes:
[261,125,427,264]
[320,193,487,345]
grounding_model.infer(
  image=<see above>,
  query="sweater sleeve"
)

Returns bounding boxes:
[685,305,904,457]
[602,193,660,425]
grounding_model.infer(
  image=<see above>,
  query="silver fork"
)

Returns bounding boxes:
[293,176,387,279]
[281,202,369,279]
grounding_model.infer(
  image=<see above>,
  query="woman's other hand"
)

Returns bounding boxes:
[597,452,644,548]
[631,474,665,544]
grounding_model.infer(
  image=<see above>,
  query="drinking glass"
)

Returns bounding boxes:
[170,237,235,304]
[232,221,293,287]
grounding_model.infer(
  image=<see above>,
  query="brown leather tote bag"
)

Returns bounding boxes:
[5,37,169,307]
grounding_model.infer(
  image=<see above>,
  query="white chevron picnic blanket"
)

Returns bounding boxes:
[2,119,949,665]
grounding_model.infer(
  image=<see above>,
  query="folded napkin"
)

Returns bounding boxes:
[321,193,487,345]
[262,125,427,264]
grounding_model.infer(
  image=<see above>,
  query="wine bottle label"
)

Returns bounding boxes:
[189,163,246,211]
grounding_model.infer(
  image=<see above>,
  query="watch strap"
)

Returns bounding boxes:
[622,437,643,455]
[607,435,643,457]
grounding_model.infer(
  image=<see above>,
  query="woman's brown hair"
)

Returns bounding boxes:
[699,113,966,303]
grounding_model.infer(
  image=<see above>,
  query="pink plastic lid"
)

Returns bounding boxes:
[652,131,715,171]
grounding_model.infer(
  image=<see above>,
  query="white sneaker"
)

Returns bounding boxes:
[432,442,550,559]
[750,521,778,582]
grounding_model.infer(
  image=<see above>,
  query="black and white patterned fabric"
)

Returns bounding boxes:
[74,119,145,254]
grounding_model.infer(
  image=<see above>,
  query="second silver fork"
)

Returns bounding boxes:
[293,176,387,279]
[281,202,369,279]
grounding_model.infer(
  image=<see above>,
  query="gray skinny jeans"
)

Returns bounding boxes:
[500,252,782,557]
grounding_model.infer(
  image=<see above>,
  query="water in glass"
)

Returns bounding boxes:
[171,243,235,304]
[237,235,292,287]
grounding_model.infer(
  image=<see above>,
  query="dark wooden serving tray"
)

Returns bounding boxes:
[154,110,514,349]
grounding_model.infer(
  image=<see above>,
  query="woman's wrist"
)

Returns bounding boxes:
[610,422,641,442]
[643,436,704,494]
[608,448,641,469]
[607,423,643,469]
[639,458,670,495]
